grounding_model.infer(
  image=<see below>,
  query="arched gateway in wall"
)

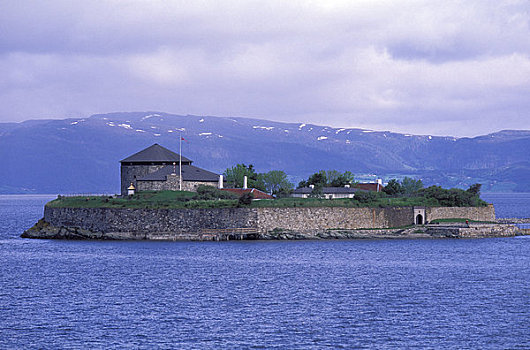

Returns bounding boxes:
[413,207,426,225]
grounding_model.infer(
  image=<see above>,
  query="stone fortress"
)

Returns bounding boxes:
[26,204,514,241]
[22,144,525,241]
[120,143,221,195]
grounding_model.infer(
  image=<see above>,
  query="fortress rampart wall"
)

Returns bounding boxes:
[43,205,496,239]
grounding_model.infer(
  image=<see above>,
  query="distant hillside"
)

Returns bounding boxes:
[0,112,529,193]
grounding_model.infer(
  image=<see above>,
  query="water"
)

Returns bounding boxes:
[482,192,530,218]
[1,195,529,349]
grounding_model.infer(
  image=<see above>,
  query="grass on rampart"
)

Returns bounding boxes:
[252,196,440,208]
[47,190,451,209]
[47,191,237,209]
[429,218,497,224]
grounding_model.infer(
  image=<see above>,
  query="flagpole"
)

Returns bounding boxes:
[179,132,182,191]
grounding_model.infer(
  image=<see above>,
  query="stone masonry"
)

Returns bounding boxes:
[426,205,495,222]
[136,174,218,192]
[43,205,496,238]
[121,164,165,195]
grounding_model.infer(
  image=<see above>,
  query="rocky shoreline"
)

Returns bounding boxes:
[22,219,525,241]
[496,218,530,224]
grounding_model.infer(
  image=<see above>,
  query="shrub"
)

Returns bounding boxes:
[418,184,487,207]
[195,185,237,200]
[354,191,377,203]
[238,192,254,206]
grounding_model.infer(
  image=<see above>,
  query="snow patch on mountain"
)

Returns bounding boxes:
[141,114,161,121]
[118,124,132,130]
[253,126,274,131]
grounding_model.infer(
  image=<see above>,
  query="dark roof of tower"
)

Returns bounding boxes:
[137,164,219,182]
[120,144,191,163]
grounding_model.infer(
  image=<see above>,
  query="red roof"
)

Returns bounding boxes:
[220,188,274,200]
[354,183,384,192]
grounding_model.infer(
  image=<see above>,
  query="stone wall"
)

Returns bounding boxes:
[136,175,218,192]
[181,181,219,192]
[256,207,413,232]
[136,173,180,192]
[426,205,495,222]
[121,164,165,195]
[44,206,257,235]
[43,205,497,239]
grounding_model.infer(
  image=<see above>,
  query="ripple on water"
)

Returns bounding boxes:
[0,195,529,349]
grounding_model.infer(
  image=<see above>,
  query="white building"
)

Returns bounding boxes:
[291,185,359,199]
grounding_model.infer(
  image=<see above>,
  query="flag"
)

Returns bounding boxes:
[181,137,189,142]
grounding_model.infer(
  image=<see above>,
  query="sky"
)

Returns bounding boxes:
[1,0,529,137]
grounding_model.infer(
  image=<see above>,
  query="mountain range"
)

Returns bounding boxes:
[1,111,529,193]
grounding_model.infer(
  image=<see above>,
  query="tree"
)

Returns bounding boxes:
[298,170,354,188]
[418,184,487,207]
[328,170,355,187]
[465,183,486,206]
[309,186,324,198]
[343,171,355,184]
[466,183,482,196]
[261,170,294,194]
[401,177,424,196]
[325,170,343,186]
[383,179,403,196]
[224,164,266,191]
[307,170,327,187]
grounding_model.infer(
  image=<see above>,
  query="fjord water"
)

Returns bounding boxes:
[1,195,529,349]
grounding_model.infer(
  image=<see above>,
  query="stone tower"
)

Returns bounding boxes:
[120,144,191,196]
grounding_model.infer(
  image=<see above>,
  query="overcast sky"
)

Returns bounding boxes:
[1,1,529,136]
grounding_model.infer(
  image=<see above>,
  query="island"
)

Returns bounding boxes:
[22,144,525,241]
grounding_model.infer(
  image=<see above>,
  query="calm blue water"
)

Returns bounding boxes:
[482,192,530,219]
[1,195,529,349]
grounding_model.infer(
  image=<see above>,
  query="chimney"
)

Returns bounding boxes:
[218,174,223,189]
[344,184,350,188]
[309,184,315,189]
[243,175,248,190]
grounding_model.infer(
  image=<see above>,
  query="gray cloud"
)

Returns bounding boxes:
[0,0,529,136]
